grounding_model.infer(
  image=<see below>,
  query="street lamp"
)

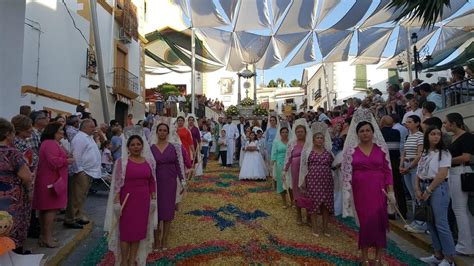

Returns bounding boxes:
[411,32,421,80]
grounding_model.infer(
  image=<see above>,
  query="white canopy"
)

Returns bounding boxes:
[166,0,473,71]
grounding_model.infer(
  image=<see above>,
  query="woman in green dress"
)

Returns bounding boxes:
[271,125,291,208]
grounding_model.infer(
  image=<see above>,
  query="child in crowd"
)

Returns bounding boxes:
[101,140,113,174]
[218,129,227,168]
[239,132,267,180]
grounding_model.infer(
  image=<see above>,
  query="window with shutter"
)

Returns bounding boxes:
[354,65,367,90]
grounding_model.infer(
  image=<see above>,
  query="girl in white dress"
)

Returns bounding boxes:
[239,131,267,180]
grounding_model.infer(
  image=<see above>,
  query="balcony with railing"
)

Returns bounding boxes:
[442,78,474,108]
[113,67,139,99]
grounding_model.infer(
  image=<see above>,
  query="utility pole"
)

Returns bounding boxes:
[191,28,196,115]
[90,0,110,122]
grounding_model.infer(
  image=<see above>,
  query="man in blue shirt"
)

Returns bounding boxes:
[418,83,442,110]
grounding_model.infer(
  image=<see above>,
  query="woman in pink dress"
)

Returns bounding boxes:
[283,118,311,225]
[105,130,157,266]
[301,130,334,237]
[33,122,74,248]
[342,109,396,266]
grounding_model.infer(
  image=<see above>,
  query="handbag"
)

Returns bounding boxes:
[461,165,474,192]
[414,201,434,224]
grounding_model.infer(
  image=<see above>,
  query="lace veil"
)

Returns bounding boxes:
[341,109,391,219]
[151,116,186,182]
[151,116,187,203]
[283,118,311,190]
[104,126,157,266]
[298,122,333,188]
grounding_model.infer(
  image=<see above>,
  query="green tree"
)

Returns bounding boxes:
[267,79,277,87]
[388,0,451,28]
[276,78,286,87]
[155,83,179,97]
[289,79,301,87]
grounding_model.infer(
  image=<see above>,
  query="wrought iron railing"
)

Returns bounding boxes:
[442,78,474,108]
[113,67,139,96]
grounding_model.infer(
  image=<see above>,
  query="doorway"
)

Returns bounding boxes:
[115,101,128,127]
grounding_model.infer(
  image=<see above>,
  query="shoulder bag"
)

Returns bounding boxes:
[461,165,474,192]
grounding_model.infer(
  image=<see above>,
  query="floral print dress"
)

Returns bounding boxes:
[0,145,30,247]
[306,150,334,214]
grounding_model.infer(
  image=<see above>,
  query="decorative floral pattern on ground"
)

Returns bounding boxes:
[186,204,269,230]
[82,161,424,265]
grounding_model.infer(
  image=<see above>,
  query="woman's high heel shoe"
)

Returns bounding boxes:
[38,239,59,248]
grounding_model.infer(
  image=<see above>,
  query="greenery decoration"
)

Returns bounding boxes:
[155,83,179,97]
[253,105,268,116]
[240,98,255,106]
[225,105,239,116]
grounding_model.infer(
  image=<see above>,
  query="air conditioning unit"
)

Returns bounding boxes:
[119,27,131,43]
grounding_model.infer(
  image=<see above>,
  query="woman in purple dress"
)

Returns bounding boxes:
[105,129,157,266]
[342,109,395,266]
[301,126,334,237]
[283,118,311,225]
[151,123,185,251]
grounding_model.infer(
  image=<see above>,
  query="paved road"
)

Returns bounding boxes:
[62,190,108,266]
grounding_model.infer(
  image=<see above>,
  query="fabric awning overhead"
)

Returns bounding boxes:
[329,0,372,30]
[145,29,224,73]
[359,0,403,28]
[401,0,468,27]
[353,28,394,65]
[427,41,474,71]
[422,27,474,68]
[276,0,318,34]
[233,0,271,31]
[149,0,474,72]
[446,9,474,27]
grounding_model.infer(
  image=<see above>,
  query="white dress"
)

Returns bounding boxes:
[239,141,267,180]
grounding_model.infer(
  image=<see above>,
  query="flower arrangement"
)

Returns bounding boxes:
[225,105,239,116]
[240,98,255,107]
[253,105,268,116]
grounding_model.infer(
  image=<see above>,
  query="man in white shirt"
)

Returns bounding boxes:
[391,113,409,153]
[65,119,101,229]
[177,93,186,113]
[222,116,239,167]
[402,95,423,124]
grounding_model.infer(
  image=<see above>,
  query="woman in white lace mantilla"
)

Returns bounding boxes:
[150,118,186,251]
[299,122,334,237]
[104,126,157,266]
[282,118,312,224]
[341,109,395,266]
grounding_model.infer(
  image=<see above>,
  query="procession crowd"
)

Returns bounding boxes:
[0,65,473,265]
[153,92,224,118]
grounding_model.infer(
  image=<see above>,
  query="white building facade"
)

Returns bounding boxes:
[1,0,146,125]
[304,59,397,110]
